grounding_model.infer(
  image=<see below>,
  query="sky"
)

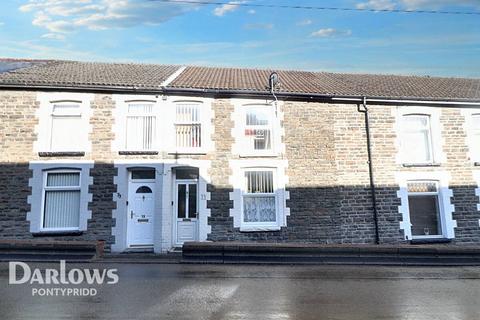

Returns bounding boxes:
[0,0,479,77]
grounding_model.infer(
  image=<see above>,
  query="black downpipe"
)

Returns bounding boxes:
[357,98,380,244]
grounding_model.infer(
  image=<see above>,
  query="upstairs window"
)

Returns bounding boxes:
[244,106,273,153]
[42,171,81,230]
[50,104,82,151]
[407,181,442,238]
[401,114,434,164]
[471,114,480,161]
[126,103,156,151]
[242,170,276,224]
[175,103,201,149]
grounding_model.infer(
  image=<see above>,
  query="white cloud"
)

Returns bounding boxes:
[0,22,4,26]
[311,28,352,38]
[356,0,480,10]
[19,0,202,36]
[213,1,245,17]
[244,23,273,30]
[356,0,396,10]
[297,19,312,26]
[41,33,66,40]
[247,9,256,14]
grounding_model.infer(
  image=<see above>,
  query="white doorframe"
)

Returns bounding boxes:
[126,171,156,248]
[173,178,199,246]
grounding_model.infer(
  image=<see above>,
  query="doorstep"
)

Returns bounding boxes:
[182,242,480,266]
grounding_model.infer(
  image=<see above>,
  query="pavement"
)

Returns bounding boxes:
[1,262,480,320]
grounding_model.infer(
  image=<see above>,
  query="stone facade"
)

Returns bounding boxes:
[1,89,480,250]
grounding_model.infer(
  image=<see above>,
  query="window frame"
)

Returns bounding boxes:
[40,169,82,232]
[400,113,435,165]
[406,180,444,239]
[241,104,276,156]
[35,93,93,154]
[395,171,456,241]
[463,110,480,164]
[174,101,203,152]
[395,107,444,166]
[241,168,278,228]
[49,103,83,152]
[125,102,157,151]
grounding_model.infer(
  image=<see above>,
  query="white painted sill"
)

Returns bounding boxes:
[239,225,281,232]
[402,162,441,167]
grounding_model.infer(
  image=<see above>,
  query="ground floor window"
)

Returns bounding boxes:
[42,171,81,230]
[407,181,442,237]
[243,170,276,224]
[396,171,456,240]
[229,159,289,232]
[28,161,93,234]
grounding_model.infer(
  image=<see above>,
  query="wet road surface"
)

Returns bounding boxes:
[1,262,480,320]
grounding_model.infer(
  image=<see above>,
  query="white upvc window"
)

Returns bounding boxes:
[175,102,202,150]
[471,114,480,160]
[396,171,456,240]
[232,100,284,157]
[242,169,277,226]
[400,114,434,164]
[41,170,81,231]
[229,159,289,232]
[396,107,444,165]
[34,93,93,153]
[243,106,274,154]
[125,103,156,151]
[50,104,82,151]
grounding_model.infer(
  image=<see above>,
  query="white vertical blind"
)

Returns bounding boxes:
[243,171,276,223]
[44,191,80,228]
[50,104,82,151]
[43,172,81,229]
[175,103,201,148]
[245,107,272,151]
[126,103,156,150]
[47,172,80,186]
[401,115,433,163]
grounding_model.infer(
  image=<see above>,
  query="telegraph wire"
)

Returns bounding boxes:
[148,0,480,16]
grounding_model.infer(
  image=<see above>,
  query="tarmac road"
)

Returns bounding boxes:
[1,262,480,320]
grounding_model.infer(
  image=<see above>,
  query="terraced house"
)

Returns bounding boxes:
[1,58,480,253]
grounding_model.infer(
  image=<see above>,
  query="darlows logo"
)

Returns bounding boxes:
[9,261,118,296]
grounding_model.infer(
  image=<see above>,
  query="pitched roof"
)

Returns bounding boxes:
[0,59,179,89]
[0,58,479,102]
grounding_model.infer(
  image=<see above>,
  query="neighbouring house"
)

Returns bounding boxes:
[0,58,480,253]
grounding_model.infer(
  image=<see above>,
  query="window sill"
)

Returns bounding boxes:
[168,151,207,155]
[410,237,451,245]
[38,151,86,157]
[118,151,159,155]
[239,154,280,158]
[402,163,441,168]
[239,225,281,232]
[32,230,83,237]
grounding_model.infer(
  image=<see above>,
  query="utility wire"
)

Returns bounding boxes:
[148,0,480,16]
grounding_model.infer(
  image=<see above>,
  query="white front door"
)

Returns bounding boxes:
[175,180,198,245]
[127,181,155,247]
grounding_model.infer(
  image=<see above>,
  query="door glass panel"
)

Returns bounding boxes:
[188,184,197,219]
[131,169,155,180]
[136,186,152,193]
[177,184,186,219]
[408,195,441,236]
[176,168,199,180]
